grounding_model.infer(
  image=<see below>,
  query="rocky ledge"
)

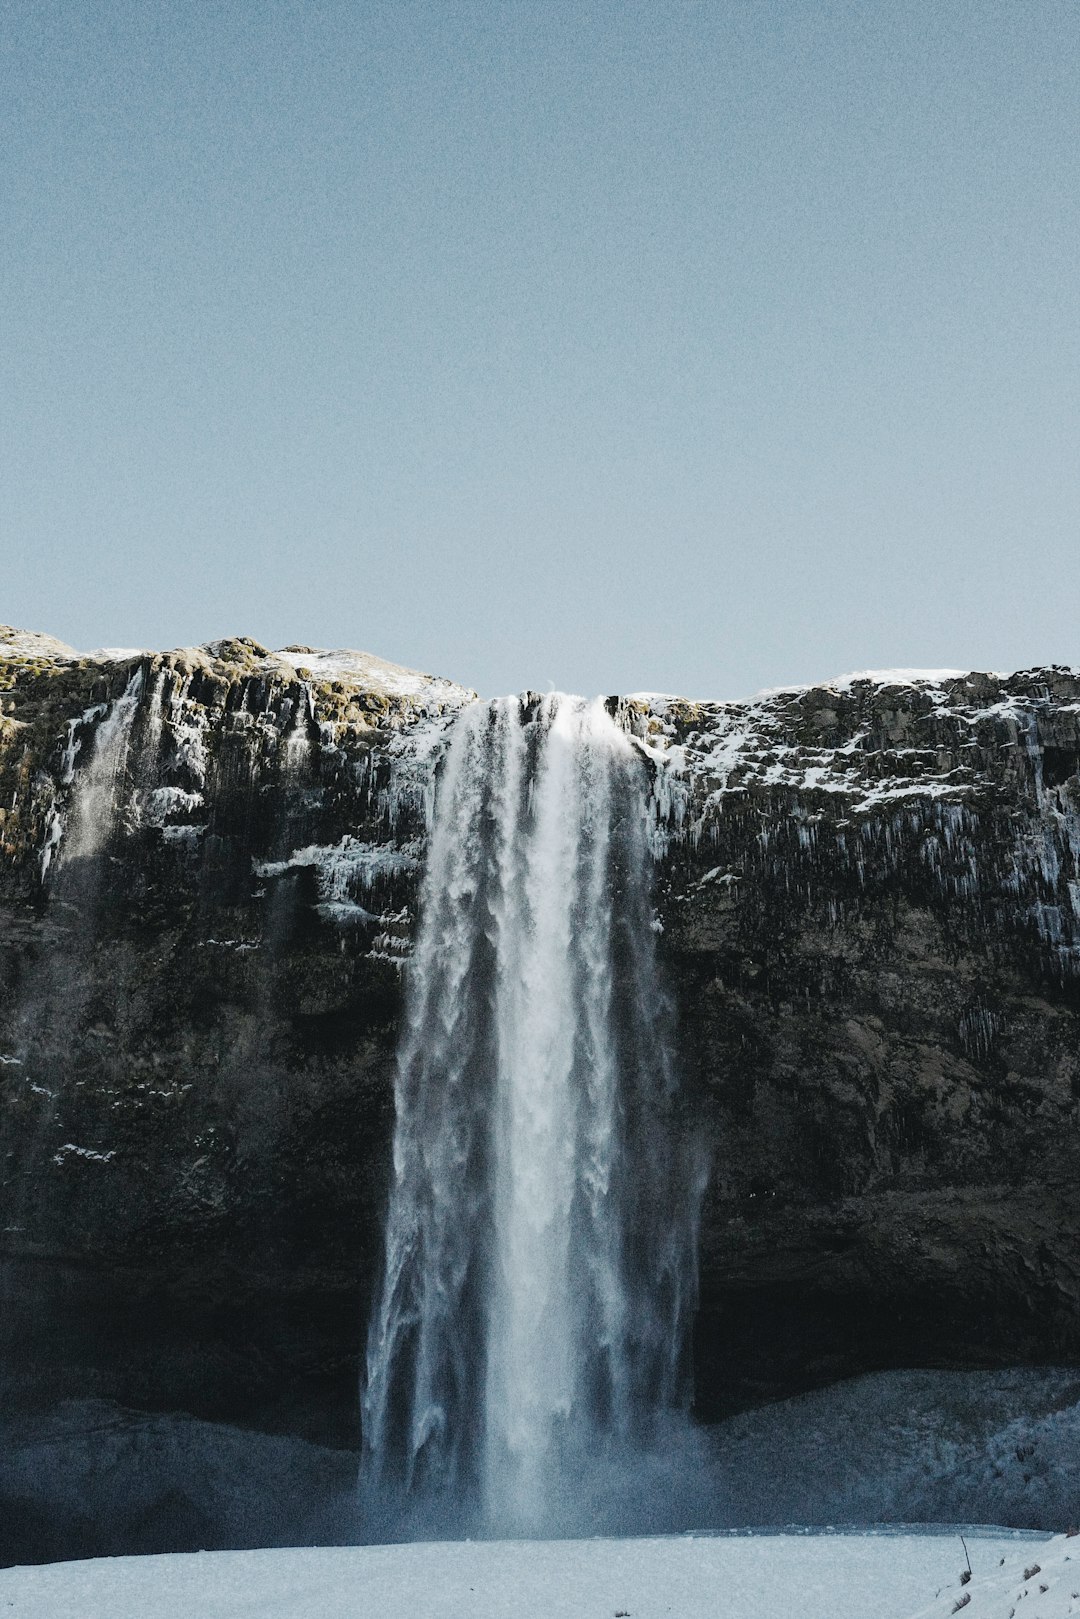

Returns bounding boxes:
[0,632,1077,1469]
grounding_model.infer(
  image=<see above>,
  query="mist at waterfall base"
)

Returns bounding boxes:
[360,693,704,1541]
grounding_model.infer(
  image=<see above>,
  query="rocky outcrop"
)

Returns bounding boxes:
[0,631,469,1449]
[1,633,1078,1478]
[642,670,1080,1413]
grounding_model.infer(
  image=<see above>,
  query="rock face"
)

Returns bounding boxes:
[0,632,470,1451]
[646,671,1080,1414]
[1,633,1078,1490]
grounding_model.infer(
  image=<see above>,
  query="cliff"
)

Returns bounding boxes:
[1,630,1078,1460]
[647,668,1080,1412]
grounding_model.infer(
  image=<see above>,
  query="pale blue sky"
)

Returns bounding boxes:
[2,1,1078,698]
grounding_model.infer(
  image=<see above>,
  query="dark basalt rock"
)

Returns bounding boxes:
[0,634,464,1454]
[0,633,1078,1554]
[642,669,1080,1415]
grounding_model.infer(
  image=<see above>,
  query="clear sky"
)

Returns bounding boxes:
[2,1,1078,699]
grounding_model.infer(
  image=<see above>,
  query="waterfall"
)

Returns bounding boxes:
[59,668,145,868]
[362,694,700,1538]
[282,682,316,777]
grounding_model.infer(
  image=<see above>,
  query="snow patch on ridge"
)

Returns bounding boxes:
[631,669,976,708]
[273,646,471,707]
[759,668,972,697]
[0,627,77,661]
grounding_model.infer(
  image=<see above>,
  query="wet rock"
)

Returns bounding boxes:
[0,643,1077,1467]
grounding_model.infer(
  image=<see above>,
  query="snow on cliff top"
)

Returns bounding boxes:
[0,629,471,706]
[270,645,469,703]
[759,667,972,696]
[0,627,79,660]
[630,669,981,706]
[2,631,1073,708]
[910,1531,1080,1618]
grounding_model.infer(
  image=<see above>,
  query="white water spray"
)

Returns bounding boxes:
[58,669,145,868]
[362,694,700,1537]
[280,681,316,777]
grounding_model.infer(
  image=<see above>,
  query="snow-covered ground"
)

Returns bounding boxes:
[0,1530,1063,1619]
[4,1370,1078,1566]
[912,1531,1080,1617]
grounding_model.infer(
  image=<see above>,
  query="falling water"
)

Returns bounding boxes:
[282,682,315,777]
[2,668,150,1265]
[59,668,145,868]
[362,694,700,1537]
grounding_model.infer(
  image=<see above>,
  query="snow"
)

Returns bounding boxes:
[0,628,77,661]
[52,1143,116,1166]
[0,629,472,713]
[633,663,1080,831]
[768,668,971,695]
[694,1368,1080,1531]
[910,1533,1080,1618]
[0,1531,1054,1619]
[630,670,974,706]
[5,1370,1075,1570]
[273,646,472,707]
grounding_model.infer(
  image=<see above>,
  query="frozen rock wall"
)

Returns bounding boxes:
[1,633,1078,1456]
[634,668,1080,1412]
[0,631,470,1446]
